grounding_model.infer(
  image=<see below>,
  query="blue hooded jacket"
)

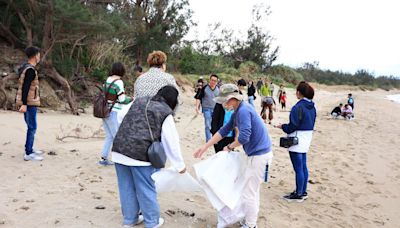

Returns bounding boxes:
[282,98,316,134]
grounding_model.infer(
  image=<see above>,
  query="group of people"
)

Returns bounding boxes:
[17,46,317,228]
[330,94,355,119]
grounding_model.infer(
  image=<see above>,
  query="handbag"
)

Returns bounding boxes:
[145,100,167,168]
[279,134,299,148]
[279,107,302,148]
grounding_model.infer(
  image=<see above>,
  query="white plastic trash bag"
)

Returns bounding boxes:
[152,167,202,193]
[194,151,246,211]
[217,202,246,228]
[117,101,133,124]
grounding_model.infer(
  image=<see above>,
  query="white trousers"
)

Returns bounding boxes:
[242,152,273,227]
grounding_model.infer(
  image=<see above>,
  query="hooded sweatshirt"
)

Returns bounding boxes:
[282,98,316,153]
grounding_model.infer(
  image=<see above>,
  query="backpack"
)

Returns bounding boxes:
[93,79,119,118]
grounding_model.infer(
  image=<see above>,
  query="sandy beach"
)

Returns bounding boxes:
[1,85,400,228]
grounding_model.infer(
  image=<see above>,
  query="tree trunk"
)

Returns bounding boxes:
[0,73,19,110]
[43,66,79,115]
[39,0,78,115]
[0,23,25,48]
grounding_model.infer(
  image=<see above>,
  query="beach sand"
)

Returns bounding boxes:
[1,85,400,228]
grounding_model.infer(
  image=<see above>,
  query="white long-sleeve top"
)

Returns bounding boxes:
[111,115,186,172]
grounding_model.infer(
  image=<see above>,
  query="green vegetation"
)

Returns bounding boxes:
[0,1,398,113]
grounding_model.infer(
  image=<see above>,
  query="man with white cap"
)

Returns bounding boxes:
[194,84,273,228]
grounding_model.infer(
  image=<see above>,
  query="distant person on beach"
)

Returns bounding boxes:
[134,65,143,77]
[134,51,178,98]
[342,104,354,119]
[347,93,354,110]
[112,86,186,228]
[256,78,263,94]
[247,81,256,107]
[195,78,204,93]
[194,84,273,228]
[99,62,132,166]
[259,80,271,98]
[269,81,274,97]
[280,91,287,111]
[277,84,285,104]
[261,96,276,124]
[276,81,316,203]
[195,74,220,142]
[331,103,343,118]
[15,46,44,161]
[211,103,235,152]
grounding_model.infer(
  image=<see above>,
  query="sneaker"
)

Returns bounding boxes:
[98,158,114,166]
[123,215,144,227]
[240,223,257,228]
[302,192,308,200]
[24,153,43,161]
[153,218,165,228]
[33,149,44,155]
[283,192,305,203]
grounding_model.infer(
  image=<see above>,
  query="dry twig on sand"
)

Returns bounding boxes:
[56,124,104,142]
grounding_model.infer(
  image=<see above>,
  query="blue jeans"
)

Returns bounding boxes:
[248,95,255,108]
[289,152,308,195]
[115,163,160,227]
[101,111,119,159]
[202,108,214,142]
[24,106,37,155]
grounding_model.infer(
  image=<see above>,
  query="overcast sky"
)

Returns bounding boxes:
[185,0,400,77]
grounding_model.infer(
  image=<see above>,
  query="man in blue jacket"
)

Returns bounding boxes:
[194,84,273,228]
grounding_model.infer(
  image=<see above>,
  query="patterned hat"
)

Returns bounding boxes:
[213,84,243,104]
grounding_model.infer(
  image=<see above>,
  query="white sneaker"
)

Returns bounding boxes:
[33,149,44,155]
[123,215,144,227]
[153,218,165,228]
[24,153,43,161]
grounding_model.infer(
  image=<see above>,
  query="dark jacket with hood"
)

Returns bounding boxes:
[282,98,316,134]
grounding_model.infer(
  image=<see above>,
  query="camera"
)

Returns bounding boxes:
[279,136,299,148]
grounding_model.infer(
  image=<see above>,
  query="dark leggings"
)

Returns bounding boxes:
[289,152,308,195]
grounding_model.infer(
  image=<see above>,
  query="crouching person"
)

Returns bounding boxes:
[194,84,273,228]
[112,86,186,228]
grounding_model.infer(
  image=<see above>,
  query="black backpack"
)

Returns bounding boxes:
[93,79,119,118]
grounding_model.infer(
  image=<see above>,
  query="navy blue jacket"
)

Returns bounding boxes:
[282,99,316,134]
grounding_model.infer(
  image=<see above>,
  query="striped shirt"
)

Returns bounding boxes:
[104,77,132,111]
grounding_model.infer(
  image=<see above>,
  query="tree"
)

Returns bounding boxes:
[201,4,279,70]
[0,0,125,114]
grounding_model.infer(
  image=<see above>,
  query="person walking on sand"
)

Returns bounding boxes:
[194,84,273,228]
[256,78,263,95]
[259,80,271,98]
[280,91,287,111]
[277,84,285,105]
[260,96,276,124]
[15,46,44,161]
[276,81,316,203]
[269,81,274,97]
[112,86,186,228]
[99,62,133,166]
[247,81,256,108]
[195,74,220,142]
[134,51,179,98]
